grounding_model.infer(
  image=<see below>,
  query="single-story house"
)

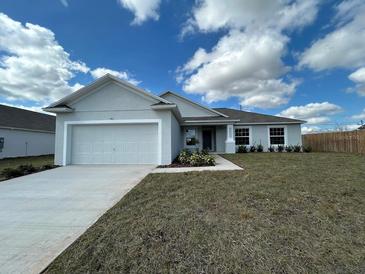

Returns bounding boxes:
[44,74,305,165]
[0,105,55,159]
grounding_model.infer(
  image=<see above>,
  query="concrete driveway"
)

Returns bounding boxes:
[0,165,154,274]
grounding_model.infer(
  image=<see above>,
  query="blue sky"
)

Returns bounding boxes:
[0,0,365,132]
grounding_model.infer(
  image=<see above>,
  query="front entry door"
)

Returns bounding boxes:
[202,129,213,151]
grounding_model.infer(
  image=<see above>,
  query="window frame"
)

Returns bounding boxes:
[185,127,199,147]
[267,126,287,146]
[234,126,252,147]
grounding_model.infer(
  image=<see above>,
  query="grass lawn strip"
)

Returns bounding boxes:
[44,153,365,273]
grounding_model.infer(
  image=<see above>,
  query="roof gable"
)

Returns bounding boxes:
[160,91,227,118]
[45,74,171,110]
[70,81,159,111]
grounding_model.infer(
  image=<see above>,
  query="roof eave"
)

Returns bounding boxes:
[42,107,74,113]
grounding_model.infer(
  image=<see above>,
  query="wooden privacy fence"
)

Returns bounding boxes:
[302,131,365,154]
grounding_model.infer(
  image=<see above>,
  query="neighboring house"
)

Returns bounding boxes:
[44,74,305,165]
[0,105,55,159]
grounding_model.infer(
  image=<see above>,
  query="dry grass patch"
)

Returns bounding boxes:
[44,153,365,273]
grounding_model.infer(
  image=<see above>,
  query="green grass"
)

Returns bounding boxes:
[0,155,54,180]
[44,153,365,273]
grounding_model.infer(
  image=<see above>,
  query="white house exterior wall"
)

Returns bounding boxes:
[0,128,55,159]
[161,93,218,117]
[54,82,173,165]
[236,124,302,150]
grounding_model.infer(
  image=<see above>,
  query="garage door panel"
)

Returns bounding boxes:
[71,124,158,164]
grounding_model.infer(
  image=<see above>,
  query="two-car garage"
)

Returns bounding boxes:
[66,121,160,165]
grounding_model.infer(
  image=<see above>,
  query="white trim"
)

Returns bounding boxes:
[160,91,229,118]
[43,107,74,113]
[267,125,288,147]
[183,126,199,149]
[234,126,252,147]
[236,121,304,125]
[184,119,240,123]
[151,104,177,110]
[62,119,162,166]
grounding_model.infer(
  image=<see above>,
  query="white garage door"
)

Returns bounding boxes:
[71,124,159,164]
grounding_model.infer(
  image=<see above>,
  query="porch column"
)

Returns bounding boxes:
[225,124,235,153]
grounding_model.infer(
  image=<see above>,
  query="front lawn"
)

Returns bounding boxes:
[0,155,54,181]
[44,153,365,273]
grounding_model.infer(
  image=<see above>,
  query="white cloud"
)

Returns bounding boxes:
[60,0,68,7]
[90,67,140,85]
[334,124,360,131]
[351,108,365,120]
[178,30,297,108]
[178,0,320,109]
[279,102,342,124]
[301,126,321,134]
[184,0,319,34]
[117,0,161,25]
[299,0,365,71]
[348,67,365,96]
[0,13,89,105]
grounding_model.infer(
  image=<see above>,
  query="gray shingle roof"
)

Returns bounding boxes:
[213,108,305,123]
[183,108,304,124]
[0,105,56,132]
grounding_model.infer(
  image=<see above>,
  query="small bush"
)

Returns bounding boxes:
[1,168,24,179]
[18,164,36,174]
[268,146,275,152]
[293,145,302,153]
[178,149,192,164]
[303,145,312,153]
[277,145,284,152]
[257,144,264,152]
[250,145,257,153]
[237,145,248,153]
[176,149,215,167]
[285,145,293,152]
[41,164,59,170]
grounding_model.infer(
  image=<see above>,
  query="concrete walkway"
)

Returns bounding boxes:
[151,155,243,173]
[0,165,154,274]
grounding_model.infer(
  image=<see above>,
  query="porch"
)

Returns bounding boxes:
[182,125,235,153]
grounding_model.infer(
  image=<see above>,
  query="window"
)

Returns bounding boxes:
[235,128,250,145]
[269,127,285,145]
[186,128,197,146]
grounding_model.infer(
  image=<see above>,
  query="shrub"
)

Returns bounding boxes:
[41,164,58,170]
[237,145,248,153]
[268,146,275,152]
[277,145,284,152]
[293,145,302,153]
[285,145,293,152]
[257,144,264,152]
[250,145,256,152]
[303,145,312,153]
[176,149,215,166]
[177,149,192,164]
[1,168,24,179]
[18,164,36,174]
